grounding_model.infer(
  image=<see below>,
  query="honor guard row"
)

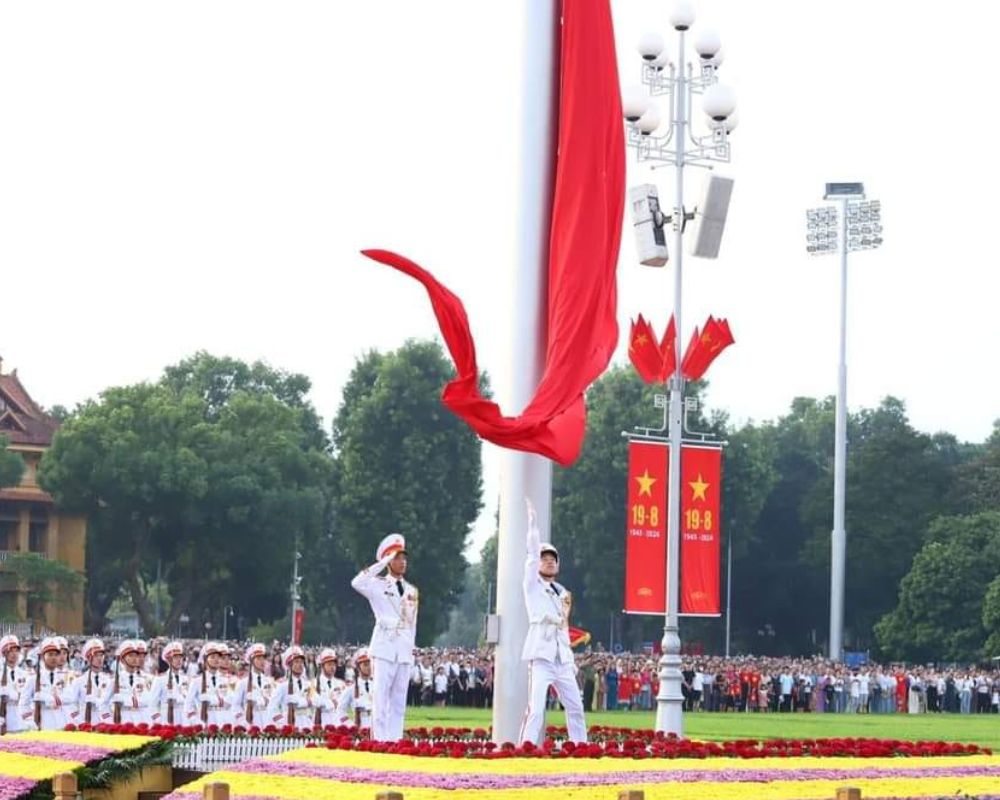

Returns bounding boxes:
[1,635,372,733]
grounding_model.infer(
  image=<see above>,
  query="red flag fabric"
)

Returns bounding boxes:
[657,315,677,382]
[623,440,668,614]
[362,0,624,467]
[681,316,735,381]
[568,626,591,648]
[629,314,663,384]
[680,446,722,615]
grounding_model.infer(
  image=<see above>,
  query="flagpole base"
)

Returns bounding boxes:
[655,625,684,736]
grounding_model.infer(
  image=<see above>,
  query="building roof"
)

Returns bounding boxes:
[0,358,59,447]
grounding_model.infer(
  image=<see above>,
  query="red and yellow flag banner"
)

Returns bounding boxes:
[624,441,668,613]
[624,441,722,616]
[680,445,722,615]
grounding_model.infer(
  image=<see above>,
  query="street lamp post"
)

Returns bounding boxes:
[806,183,883,661]
[223,605,235,641]
[622,2,738,737]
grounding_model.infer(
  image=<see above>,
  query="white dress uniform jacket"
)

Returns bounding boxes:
[100,669,156,724]
[351,555,419,664]
[231,669,275,728]
[1,664,35,732]
[521,526,574,664]
[265,673,316,731]
[65,669,113,725]
[341,673,374,729]
[314,674,351,727]
[20,666,72,730]
[148,669,191,724]
[184,670,237,726]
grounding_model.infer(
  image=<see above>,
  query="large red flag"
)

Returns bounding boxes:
[657,315,677,382]
[362,0,624,467]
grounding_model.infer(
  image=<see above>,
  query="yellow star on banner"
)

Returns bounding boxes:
[635,468,656,497]
[631,333,649,350]
[689,472,709,502]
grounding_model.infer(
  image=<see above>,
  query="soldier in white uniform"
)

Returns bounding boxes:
[1,635,34,733]
[231,643,275,728]
[65,639,112,726]
[313,648,351,728]
[101,640,155,724]
[184,642,237,727]
[341,648,373,730]
[148,641,190,725]
[20,638,70,731]
[351,532,419,741]
[266,645,316,731]
[518,500,587,744]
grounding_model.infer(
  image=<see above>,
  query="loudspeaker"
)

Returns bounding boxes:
[689,174,734,259]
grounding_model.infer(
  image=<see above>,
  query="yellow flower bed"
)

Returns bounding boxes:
[10,730,158,752]
[163,745,1000,800]
[0,752,82,782]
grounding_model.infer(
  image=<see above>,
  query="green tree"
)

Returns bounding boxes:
[0,552,84,609]
[875,512,1000,662]
[981,574,1000,657]
[38,355,333,634]
[330,340,483,644]
[0,436,24,488]
[801,397,958,649]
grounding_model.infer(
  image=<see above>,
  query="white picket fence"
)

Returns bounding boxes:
[171,736,324,771]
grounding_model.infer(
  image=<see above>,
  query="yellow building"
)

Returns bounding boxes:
[0,356,86,634]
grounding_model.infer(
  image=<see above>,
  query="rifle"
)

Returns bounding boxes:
[354,676,360,729]
[313,675,323,729]
[200,669,208,724]
[166,668,174,725]
[1,662,8,735]
[113,661,122,724]
[33,660,42,729]
[84,669,93,725]
[286,670,295,727]
[245,668,254,725]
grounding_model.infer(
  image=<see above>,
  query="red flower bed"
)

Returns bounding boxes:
[69,722,990,761]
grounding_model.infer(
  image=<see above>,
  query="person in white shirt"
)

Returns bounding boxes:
[65,639,112,726]
[266,645,316,731]
[184,642,237,727]
[21,637,71,730]
[231,643,275,728]
[342,649,374,730]
[313,649,351,728]
[148,641,191,725]
[351,532,419,741]
[1,635,34,733]
[518,499,587,745]
[100,640,155,725]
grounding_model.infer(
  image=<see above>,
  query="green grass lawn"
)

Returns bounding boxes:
[405,707,1000,750]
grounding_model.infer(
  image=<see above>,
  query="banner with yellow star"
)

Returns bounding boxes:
[680,445,722,615]
[624,440,668,613]
[624,441,723,616]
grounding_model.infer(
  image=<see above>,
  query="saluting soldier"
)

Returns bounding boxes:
[518,499,587,744]
[231,643,275,728]
[313,648,350,728]
[101,640,155,725]
[351,532,419,741]
[65,639,112,726]
[341,648,374,730]
[1,635,34,733]
[184,642,236,727]
[20,637,70,731]
[265,645,315,731]
[148,641,190,725]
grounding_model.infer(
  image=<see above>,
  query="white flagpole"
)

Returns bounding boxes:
[490,0,559,746]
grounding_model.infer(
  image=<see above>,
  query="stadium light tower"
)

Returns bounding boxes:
[622,0,738,736]
[806,182,884,661]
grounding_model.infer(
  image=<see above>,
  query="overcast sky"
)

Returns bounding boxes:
[2,1,997,559]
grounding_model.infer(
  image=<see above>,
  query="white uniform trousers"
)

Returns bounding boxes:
[372,657,410,742]
[519,658,587,745]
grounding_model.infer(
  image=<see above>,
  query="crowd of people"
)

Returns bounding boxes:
[5,629,1000,737]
